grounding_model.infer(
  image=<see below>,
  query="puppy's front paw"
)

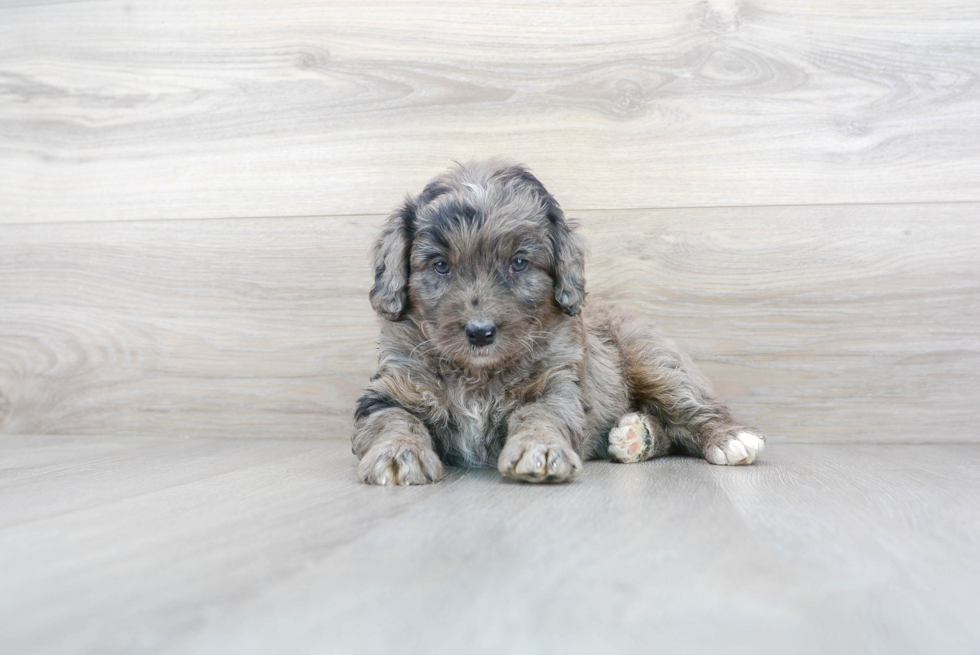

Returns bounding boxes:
[705,431,765,466]
[358,442,444,485]
[498,433,582,483]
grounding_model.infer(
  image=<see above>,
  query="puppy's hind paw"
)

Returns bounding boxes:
[705,431,765,466]
[608,413,662,463]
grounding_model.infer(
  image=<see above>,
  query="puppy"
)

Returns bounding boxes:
[353,159,764,485]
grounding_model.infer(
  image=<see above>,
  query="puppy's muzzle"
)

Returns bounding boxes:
[464,320,497,347]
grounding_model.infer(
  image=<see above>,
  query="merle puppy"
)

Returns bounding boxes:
[353,159,764,484]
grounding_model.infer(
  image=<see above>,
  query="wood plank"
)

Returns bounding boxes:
[0,436,449,655]
[168,444,980,655]
[3,438,978,654]
[709,444,980,655]
[2,1,979,222]
[0,215,376,439]
[1,203,978,442]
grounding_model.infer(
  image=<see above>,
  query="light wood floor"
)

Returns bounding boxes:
[2,436,978,655]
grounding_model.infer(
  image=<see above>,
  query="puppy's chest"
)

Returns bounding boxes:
[437,390,510,466]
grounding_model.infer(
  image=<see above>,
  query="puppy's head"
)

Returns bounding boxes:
[370,159,586,369]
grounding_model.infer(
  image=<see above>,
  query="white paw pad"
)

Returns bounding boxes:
[608,413,656,463]
[705,432,765,466]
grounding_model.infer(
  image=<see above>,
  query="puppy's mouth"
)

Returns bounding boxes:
[458,338,505,369]
[467,342,497,357]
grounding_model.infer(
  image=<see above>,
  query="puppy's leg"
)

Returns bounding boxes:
[607,412,671,463]
[498,382,585,483]
[352,407,444,485]
[617,318,765,466]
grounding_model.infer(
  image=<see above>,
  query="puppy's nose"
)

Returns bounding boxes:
[464,321,497,347]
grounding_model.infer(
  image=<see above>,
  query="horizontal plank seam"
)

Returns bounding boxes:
[2,199,978,228]
[5,435,980,445]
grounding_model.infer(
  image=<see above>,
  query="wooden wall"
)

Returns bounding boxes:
[2,1,979,442]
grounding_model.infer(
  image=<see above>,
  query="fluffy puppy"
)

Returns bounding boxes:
[353,159,764,485]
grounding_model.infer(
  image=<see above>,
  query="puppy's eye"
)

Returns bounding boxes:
[433,260,451,276]
[510,257,529,273]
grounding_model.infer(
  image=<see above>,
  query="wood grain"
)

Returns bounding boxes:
[1,437,978,654]
[2,203,978,442]
[2,0,979,222]
[0,436,447,655]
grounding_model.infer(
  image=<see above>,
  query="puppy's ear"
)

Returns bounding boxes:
[369,198,416,321]
[550,212,587,316]
[498,163,587,317]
